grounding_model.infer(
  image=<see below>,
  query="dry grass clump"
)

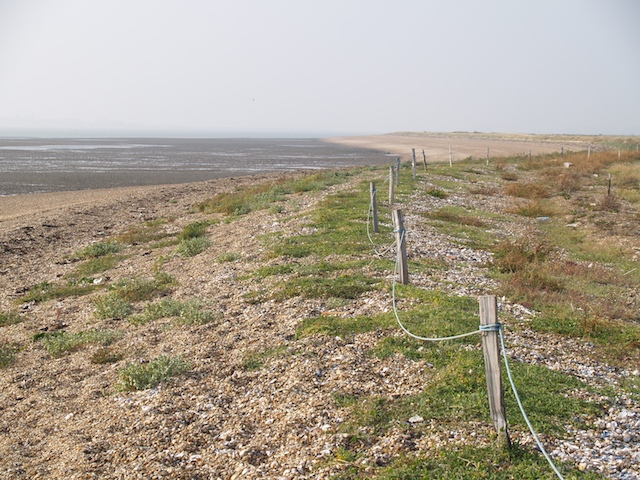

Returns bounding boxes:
[597,194,621,212]
[492,235,552,273]
[506,199,557,218]
[503,182,551,199]
[557,170,583,194]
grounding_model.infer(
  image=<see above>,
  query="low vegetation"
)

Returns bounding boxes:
[116,355,190,392]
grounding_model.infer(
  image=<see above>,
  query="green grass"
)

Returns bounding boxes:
[73,241,122,259]
[240,345,291,371]
[117,218,174,245]
[195,171,352,217]
[90,347,124,364]
[371,445,602,479]
[70,254,123,277]
[177,236,211,257]
[217,252,241,263]
[116,355,190,391]
[0,342,16,368]
[19,279,100,303]
[129,298,216,325]
[34,329,120,357]
[110,272,176,302]
[0,311,24,327]
[93,293,133,320]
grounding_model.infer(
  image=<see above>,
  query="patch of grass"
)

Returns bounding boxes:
[0,311,24,327]
[71,254,123,278]
[492,236,552,273]
[93,293,133,320]
[375,444,601,479]
[117,219,174,244]
[73,241,122,260]
[177,236,211,257]
[116,355,190,391]
[500,171,519,181]
[197,171,353,217]
[91,347,124,364]
[19,279,99,304]
[35,329,120,357]
[217,252,241,263]
[426,187,447,198]
[503,182,550,199]
[506,199,557,218]
[129,298,216,325]
[110,272,175,302]
[179,220,213,240]
[241,345,290,371]
[0,342,16,368]
[276,273,380,300]
[297,313,397,339]
[425,207,488,228]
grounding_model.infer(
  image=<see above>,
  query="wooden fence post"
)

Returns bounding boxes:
[449,145,453,167]
[486,147,489,166]
[412,148,417,179]
[396,158,400,187]
[392,209,409,284]
[478,295,511,448]
[370,181,379,233]
[389,166,395,205]
[588,145,591,158]
[422,149,427,170]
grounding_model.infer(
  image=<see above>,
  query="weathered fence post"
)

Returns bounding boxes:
[486,147,490,166]
[479,295,511,448]
[588,145,591,158]
[392,209,409,284]
[422,149,427,170]
[370,181,379,233]
[412,148,417,179]
[449,145,453,167]
[389,166,395,205]
[561,146,564,157]
[396,158,400,187]
[618,148,621,158]
[608,174,612,196]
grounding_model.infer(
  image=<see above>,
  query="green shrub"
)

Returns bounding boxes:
[116,355,190,391]
[93,293,133,320]
[35,329,120,356]
[179,220,212,240]
[177,237,211,257]
[426,187,448,198]
[74,242,122,259]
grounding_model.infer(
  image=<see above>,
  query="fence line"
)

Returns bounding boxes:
[363,158,565,479]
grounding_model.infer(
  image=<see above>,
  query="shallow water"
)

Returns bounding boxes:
[0,138,385,196]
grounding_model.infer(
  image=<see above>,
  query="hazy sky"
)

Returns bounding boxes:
[1,0,638,136]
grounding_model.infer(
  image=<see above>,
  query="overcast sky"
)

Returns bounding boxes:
[0,0,638,136]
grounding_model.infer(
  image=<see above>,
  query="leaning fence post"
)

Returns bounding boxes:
[422,149,427,170]
[479,295,511,448]
[412,148,417,179]
[389,166,395,205]
[392,209,409,284]
[370,181,379,233]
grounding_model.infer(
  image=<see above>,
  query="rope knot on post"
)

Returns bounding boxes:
[479,323,502,333]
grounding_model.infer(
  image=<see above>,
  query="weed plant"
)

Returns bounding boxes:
[73,241,122,260]
[0,342,16,368]
[111,272,175,302]
[129,298,215,325]
[0,311,23,327]
[93,293,133,320]
[91,347,123,364]
[116,355,190,391]
[117,219,173,245]
[177,236,211,257]
[20,279,99,303]
[35,329,120,357]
